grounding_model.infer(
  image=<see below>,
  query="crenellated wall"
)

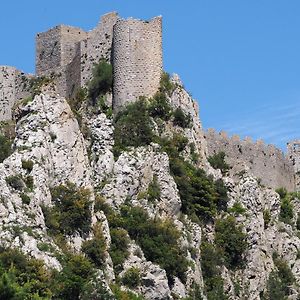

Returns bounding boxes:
[205,128,296,191]
[112,16,163,111]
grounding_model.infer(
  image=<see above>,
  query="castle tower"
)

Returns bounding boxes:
[112,16,163,111]
[287,140,300,190]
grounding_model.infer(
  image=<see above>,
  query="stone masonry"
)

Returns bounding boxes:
[0,66,32,121]
[287,140,300,191]
[205,128,297,191]
[112,16,163,111]
[35,12,162,107]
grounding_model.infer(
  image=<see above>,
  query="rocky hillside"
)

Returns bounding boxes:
[0,63,300,300]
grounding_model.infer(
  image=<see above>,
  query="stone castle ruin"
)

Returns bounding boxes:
[205,129,299,191]
[0,12,299,191]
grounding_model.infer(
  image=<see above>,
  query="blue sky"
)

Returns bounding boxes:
[1,0,300,150]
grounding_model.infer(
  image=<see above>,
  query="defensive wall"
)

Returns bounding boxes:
[35,12,162,107]
[204,128,296,191]
[0,66,31,121]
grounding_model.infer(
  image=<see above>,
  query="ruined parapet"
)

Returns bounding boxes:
[79,12,119,87]
[287,140,300,190]
[36,25,87,98]
[112,16,163,111]
[0,66,32,121]
[36,25,87,75]
[205,129,295,191]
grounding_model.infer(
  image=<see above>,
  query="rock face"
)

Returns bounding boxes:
[1,78,300,300]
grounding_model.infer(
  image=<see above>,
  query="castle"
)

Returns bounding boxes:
[0,12,162,120]
[0,12,299,191]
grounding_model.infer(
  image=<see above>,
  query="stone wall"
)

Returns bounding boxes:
[112,16,163,111]
[205,128,295,191]
[0,66,16,121]
[287,140,300,190]
[0,66,31,121]
[80,12,119,87]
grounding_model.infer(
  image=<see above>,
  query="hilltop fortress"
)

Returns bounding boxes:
[0,12,299,191]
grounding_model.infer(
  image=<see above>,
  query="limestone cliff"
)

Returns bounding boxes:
[0,73,299,300]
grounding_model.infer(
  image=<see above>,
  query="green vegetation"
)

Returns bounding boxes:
[147,176,161,202]
[109,228,130,274]
[215,216,248,269]
[208,152,230,175]
[0,247,52,299]
[111,284,145,300]
[263,254,295,300]
[275,187,288,200]
[200,241,228,300]
[88,59,113,103]
[148,92,172,121]
[81,224,107,268]
[0,135,13,163]
[20,193,31,205]
[43,182,92,236]
[279,194,294,225]
[263,209,271,229]
[5,175,24,191]
[173,108,192,128]
[113,99,154,158]
[107,205,188,283]
[159,72,176,96]
[21,160,34,173]
[228,202,246,216]
[122,267,141,288]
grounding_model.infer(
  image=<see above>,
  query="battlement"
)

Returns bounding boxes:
[205,129,296,191]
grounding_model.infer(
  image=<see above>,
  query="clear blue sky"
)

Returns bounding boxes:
[1,0,300,150]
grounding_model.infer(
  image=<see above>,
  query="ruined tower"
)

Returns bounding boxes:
[112,16,163,111]
[0,66,31,121]
[287,140,300,191]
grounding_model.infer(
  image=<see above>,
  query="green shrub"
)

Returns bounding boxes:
[173,108,192,128]
[159,72,176,96]
[5,175,24,191]
[82,224,107,268]
[297,215,300,231]
[263,256,295,299]
[208,152,230,175]
[215,216,248,269]
[122,267,141,288]
[147,176,161,202]
[113,99,154,158]
[44,182,92,236]
[0,135,13,163]
[53,253,93,300]
[112,205,188,283]
[20,193,31,205]
[111,284,145,300]
[0,248,52,299]
[200,242,228,300]
[88,59,113,103]
[263,209,271,229]
[275,187,288,199]
[109,228,130,273]
[170,157,228,222]
[279,196,293,225]
[228,202,246,216]
[24,175,34,191]
[21,160,34,173]
[148,92,172,121]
